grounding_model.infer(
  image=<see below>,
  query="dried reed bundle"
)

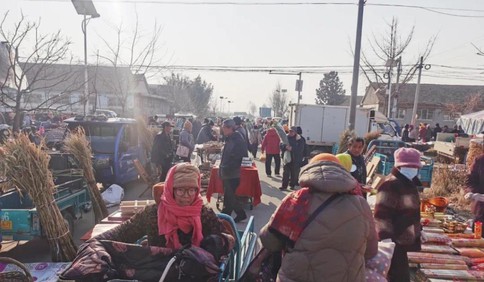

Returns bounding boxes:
[364,131,381,153]
[0,134,77,261]
[272,123,289,145]
[337,129,356,154]
[467,139,484,170]
[63,127,108,223]
[136,116,155,155]
[428,164,468,211]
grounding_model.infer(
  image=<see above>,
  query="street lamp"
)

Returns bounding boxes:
[269,71,302,116]
[227,100,233,113]
[71,0,100,115]
[219,96,225,113]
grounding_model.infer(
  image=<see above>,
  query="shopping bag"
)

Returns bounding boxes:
[259,152,266,161]
[282,150,292,164]
[176,145,190,158]
[238,248,281,282]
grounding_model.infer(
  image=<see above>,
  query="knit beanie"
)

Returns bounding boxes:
[336,153,352,172]
[172,163,200,188]
[394,147,422,168]
[310,153,340,165]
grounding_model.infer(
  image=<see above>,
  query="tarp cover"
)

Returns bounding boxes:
[457,110,484,135]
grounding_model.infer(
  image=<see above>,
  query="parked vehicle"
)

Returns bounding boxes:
[288,103,399,152]
[0,152,90,242]
[64,115,148,186]
[434,132,471,164]
[93,109,118,118]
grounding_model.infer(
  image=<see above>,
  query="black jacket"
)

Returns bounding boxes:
[219,131,248,179]
[196,125,216,144]
[346,150,367,185]
[151,131,174,165]
[281,134,305,165]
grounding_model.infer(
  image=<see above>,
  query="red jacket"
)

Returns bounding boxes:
[261,128,281,155]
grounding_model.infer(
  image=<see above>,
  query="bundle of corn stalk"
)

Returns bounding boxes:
[0,135,77,261]
[337,129,356,154]
[136,116,155,155]
[467,138,484,170]
[63,127,108,223]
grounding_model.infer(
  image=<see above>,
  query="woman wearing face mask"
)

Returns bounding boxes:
[374,148,422,282]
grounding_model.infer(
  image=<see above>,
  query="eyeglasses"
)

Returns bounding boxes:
[174,187,198,197]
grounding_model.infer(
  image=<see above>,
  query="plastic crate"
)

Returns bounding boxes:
[374,153,434,183]
[332,144,339,155]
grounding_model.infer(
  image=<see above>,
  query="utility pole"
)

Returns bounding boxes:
[386,62,393,118]
[296,72,302,107]
[411,56,431,125]
[392,56,402,119]
[348,0,366,130]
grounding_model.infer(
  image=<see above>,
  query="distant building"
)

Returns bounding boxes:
[361,82,484,127]
[9,63,173,117]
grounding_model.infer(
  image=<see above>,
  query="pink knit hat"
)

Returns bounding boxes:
[394,147,422,168]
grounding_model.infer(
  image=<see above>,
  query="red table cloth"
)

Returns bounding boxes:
[206,166,262,206]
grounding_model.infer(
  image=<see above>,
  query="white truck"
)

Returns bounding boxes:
[288,103,398,150]
[434,132,471,163]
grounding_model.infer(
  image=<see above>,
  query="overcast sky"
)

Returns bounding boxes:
[3,0,484,113]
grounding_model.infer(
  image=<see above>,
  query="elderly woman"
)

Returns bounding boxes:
[259,153,377,282]
[374,147,422,282]
[179,120,195,162]
[62,163,234,281]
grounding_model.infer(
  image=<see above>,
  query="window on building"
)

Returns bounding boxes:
[396,109,406,119]
[417,109,434,120]
[70,94,81,104]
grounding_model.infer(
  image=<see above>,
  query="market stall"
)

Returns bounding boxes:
[206,165,262,209]
[408,200,484,281]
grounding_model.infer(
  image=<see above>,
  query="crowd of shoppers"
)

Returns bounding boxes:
[149,113,454,282]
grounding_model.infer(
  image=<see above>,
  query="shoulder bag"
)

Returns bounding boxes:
[238,193,342,282]
[176,145,190,158]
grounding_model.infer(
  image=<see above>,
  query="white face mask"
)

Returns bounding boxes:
[399,167,419,180]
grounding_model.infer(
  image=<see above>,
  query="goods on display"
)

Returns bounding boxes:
[64,127,108,223]
[0,135,77,261]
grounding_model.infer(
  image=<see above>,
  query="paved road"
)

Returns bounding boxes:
[2,159,287,262]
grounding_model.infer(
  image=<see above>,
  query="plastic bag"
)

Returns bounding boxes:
[101,184,125,207]
[283,151,292,164]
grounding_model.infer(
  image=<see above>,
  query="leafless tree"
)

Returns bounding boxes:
[0,12,81,131]
[248,101,257,117]
[98,13,166,116]
[269,83,289,117]
[444,93,483,118]
[361,18,437,89]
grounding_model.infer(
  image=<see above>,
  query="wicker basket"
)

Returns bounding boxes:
[0,257,33,282]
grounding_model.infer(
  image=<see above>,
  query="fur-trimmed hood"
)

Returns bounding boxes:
[299,161,358,193]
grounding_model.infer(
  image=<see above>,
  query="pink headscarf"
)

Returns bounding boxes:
[157,164,204,249]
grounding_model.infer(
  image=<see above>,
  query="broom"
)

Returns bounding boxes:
[0,135,77,261]
[63,127,108,223]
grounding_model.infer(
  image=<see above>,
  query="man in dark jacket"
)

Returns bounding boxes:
[346,137,368,197]
[220,119,248,223]
[280,126,305,190]
[151,122,175,181]
[196,120,216,144]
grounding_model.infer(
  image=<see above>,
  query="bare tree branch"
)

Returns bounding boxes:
[0,12,78,131]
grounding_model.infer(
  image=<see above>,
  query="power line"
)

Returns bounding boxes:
[26,0,355,5]
[367,3,484,18]
[21,0,484,17]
